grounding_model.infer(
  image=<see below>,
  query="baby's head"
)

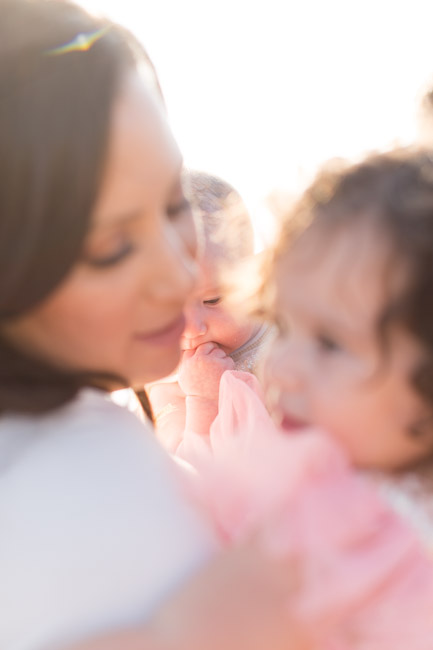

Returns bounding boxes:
[418,86,433,145]
[264,149,433,471]
[181,171,257,354]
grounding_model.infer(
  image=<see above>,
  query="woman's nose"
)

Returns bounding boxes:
[147,226,197,305]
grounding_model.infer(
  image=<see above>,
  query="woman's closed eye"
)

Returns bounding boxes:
[166,196,191,220]
[83,242,135,268]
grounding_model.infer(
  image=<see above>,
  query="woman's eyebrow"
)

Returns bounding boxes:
[92,160,185,230]
[90,209,144,232]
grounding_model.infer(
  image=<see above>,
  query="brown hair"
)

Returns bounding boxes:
[0,0,156,416]
[270,148,433,428]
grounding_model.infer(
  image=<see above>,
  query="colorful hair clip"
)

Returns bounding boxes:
[45,25,110,56]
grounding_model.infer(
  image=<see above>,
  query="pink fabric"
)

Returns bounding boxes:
[181,370,433,649]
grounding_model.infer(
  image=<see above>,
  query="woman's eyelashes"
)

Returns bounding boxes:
[82,198,192,268]
[84,242,135,268]
[166,196,191,220]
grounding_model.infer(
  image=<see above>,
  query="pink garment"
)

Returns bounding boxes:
[180,370,433,649]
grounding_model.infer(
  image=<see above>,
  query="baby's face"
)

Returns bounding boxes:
[181,257,256,355]
[264,224,432,471]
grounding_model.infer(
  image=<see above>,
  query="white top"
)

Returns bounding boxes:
[0,389,217,650]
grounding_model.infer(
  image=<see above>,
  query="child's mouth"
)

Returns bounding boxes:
[180,338,201,351]
[181,338,220,352]
[279,412,309,433]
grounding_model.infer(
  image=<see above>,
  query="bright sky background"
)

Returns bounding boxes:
[80,0,433,243]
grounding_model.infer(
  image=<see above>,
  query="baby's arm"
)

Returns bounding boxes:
[178,343,235,436]
[148,343,235,450]
[147,381,186,453]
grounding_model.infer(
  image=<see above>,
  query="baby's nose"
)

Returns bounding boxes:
[183,305,207,339]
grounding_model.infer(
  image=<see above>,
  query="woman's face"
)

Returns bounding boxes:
[2,72,197,387]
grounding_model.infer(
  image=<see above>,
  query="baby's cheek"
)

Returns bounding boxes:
[220,320,254,352]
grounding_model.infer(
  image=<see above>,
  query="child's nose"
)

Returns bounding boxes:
[183,304,207,339]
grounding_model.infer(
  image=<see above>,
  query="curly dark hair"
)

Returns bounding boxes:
[272,148,433,432]
[0,0,157,416]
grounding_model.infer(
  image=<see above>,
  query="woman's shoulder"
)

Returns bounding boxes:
[0,388,153,464]
[0,387,215,558]
[0,389,216,650]
[52,386,150,432]
[0,387,193,513]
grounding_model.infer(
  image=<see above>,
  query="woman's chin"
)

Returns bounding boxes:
[130,349,182,387]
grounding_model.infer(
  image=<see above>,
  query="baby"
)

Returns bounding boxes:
[184,149,433,648]
[148,171,274,452]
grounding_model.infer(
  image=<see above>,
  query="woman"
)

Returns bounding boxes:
[0,1,300,649]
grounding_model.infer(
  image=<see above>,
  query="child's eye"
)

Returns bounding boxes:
[317,334,341,353]
[84,243,135,268]
[166,197,192,220]
[203,297,222,306]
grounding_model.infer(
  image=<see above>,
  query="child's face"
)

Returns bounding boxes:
[264,224,432,471]
[181,256,256,355]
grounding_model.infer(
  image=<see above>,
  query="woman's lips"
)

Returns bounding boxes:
[134,314,186,346]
